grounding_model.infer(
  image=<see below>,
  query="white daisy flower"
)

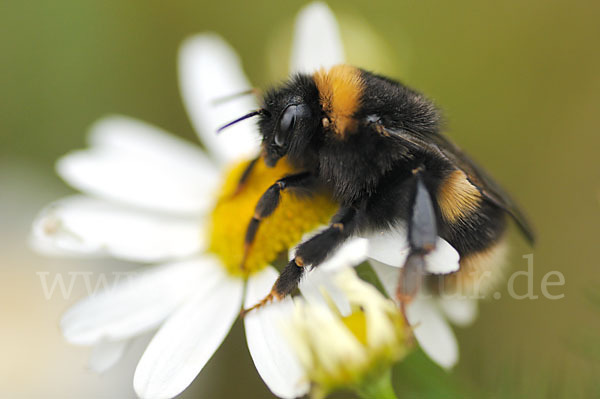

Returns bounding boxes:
[31,3,348,399]
[285,266,408,399]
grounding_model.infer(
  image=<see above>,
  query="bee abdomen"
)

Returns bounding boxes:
[432,171,509,295]
[437,170,482,223]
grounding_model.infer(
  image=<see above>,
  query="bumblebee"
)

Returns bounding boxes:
[221,64,534,313]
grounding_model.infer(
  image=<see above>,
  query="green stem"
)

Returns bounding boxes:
[355,369,398,399]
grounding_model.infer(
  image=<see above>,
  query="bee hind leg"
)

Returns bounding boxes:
[397,169,438,323]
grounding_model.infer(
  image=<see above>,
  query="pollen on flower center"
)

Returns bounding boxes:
[208,157,338,277]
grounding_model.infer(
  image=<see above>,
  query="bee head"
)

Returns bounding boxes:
[217,74,322,168]
[258,75,322,167]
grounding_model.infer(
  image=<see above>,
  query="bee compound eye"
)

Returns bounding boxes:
[276,104,310,147]
[276,106,296,146]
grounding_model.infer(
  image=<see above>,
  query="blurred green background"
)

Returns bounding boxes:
[1,0,599,398]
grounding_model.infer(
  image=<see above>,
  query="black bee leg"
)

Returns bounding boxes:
[216,157,261,207]
[241,171,315,271]
[397,169,438,318]
[242,206,358,315]
[231,156,260,197]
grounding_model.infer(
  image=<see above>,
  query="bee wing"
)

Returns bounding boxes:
[378,125,535,244]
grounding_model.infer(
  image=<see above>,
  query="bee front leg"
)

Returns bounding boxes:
[241,171,316,271]
[397,169,438,319]
[242,206,358,315]
[231,156,260,197]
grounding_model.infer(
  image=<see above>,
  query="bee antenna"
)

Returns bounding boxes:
[217,109,268,133]
[211,88,260,106]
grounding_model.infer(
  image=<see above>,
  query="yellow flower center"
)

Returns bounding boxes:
[341,308,368,346]
[207,157,338,277]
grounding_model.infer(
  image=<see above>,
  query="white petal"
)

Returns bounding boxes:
[290,2,345,73]
[179,34,260,164]
[366,226,459,274]
[31,196,203,262]
[61,257,213,345]
[366,226,410,268]
[368,259,400,300]
[317,237,369,273]
[425,239,460,274]
[88,116,217,172]
[406,295,459,369]
[437,296,478,327]
[57,116,219,215]
[89,340,128,373]
[134,262,243,399]
[244,268,309,399]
